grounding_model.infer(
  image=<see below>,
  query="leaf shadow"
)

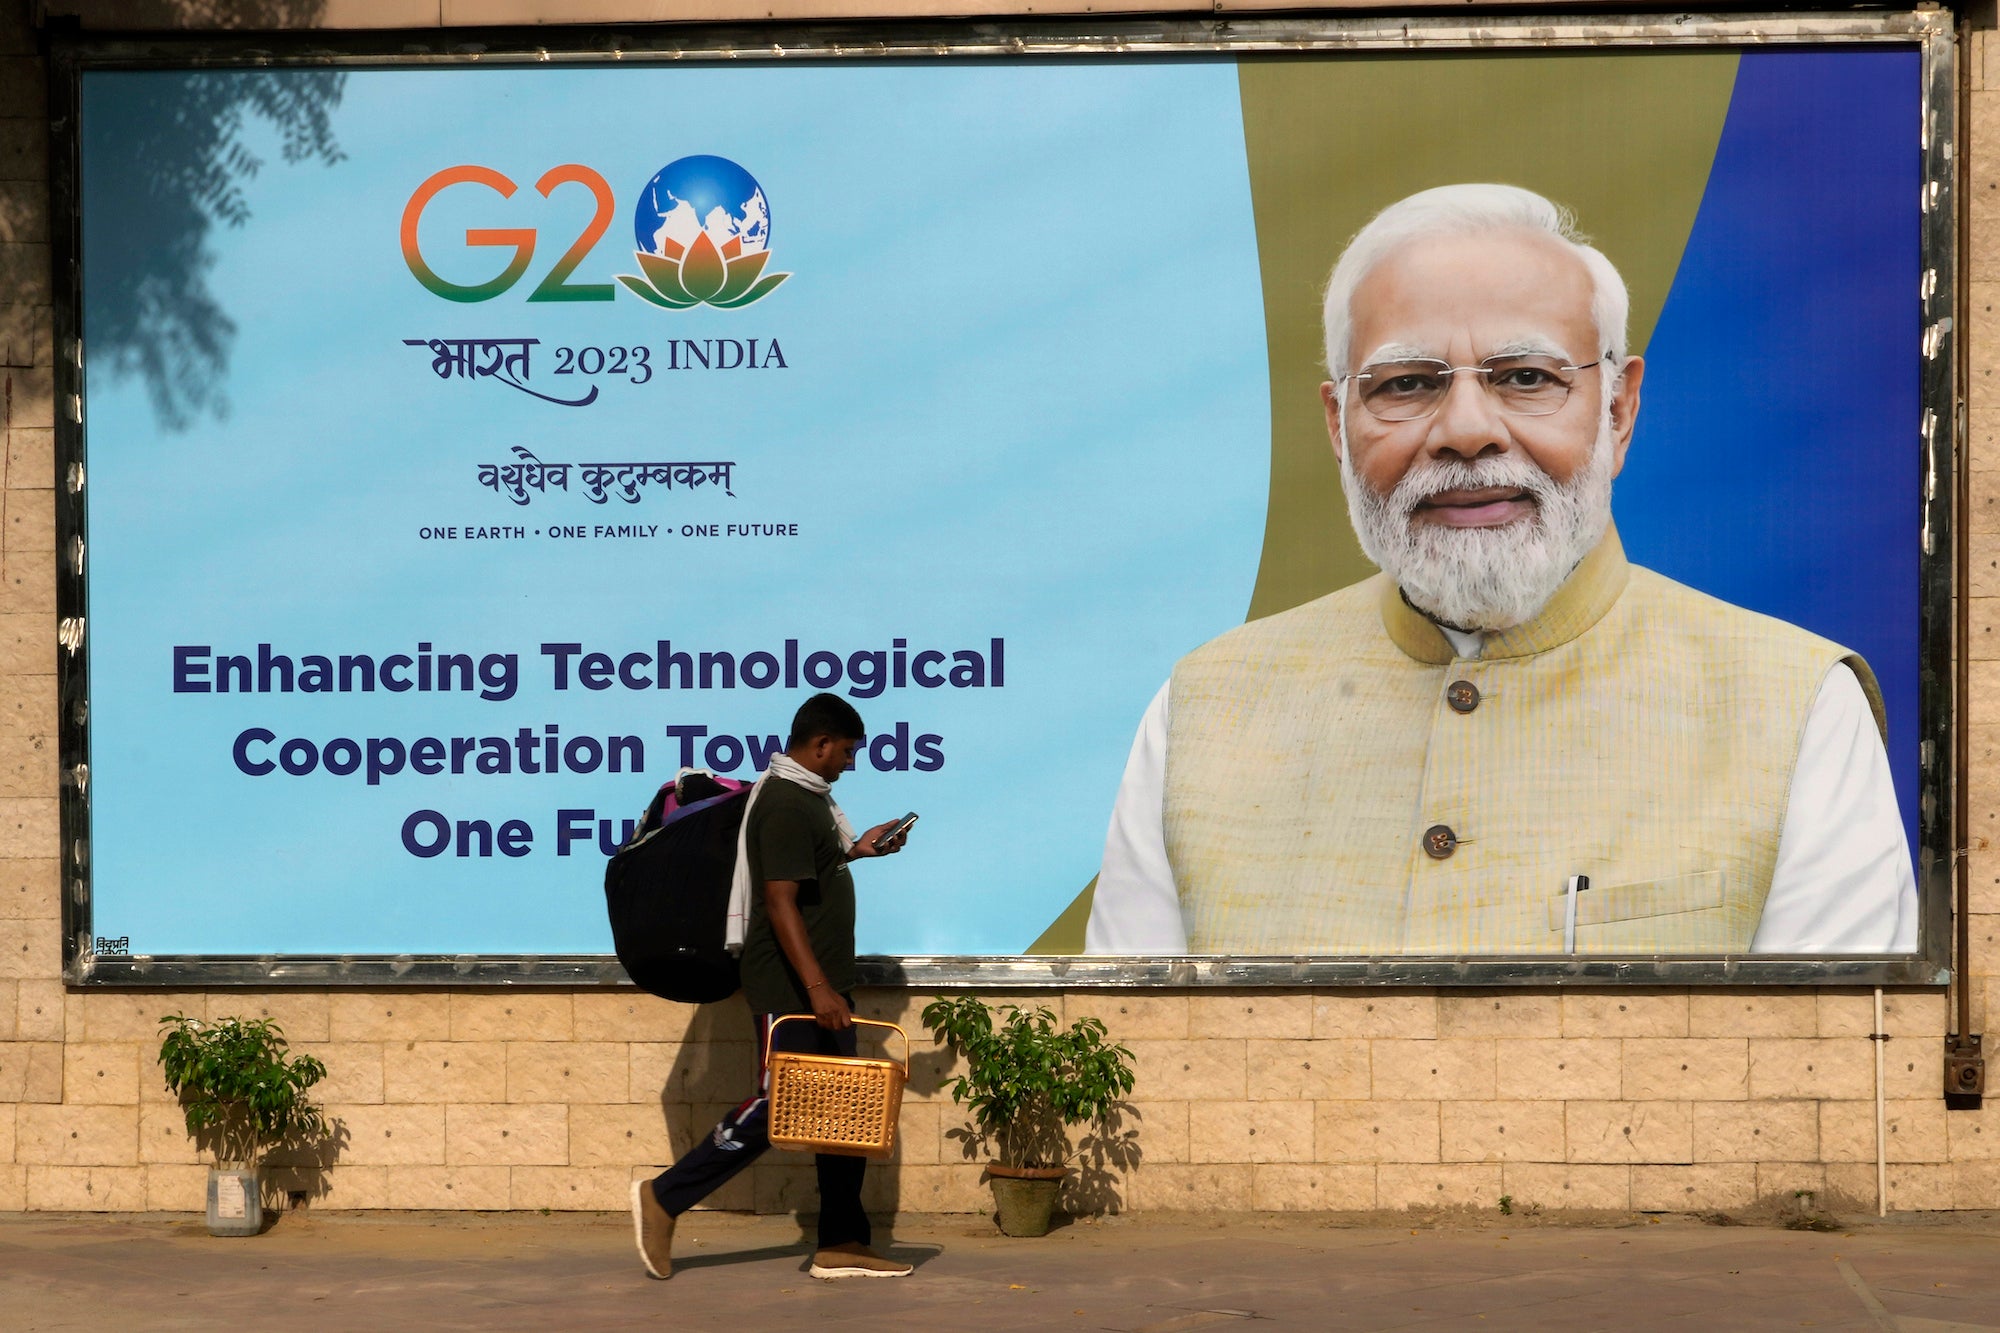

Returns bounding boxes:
[82,6,345,431]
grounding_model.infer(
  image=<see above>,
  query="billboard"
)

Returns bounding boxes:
[56,17,1954,983]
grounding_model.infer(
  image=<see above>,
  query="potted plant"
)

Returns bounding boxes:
[921,996,1136,1237]
[157,1013,328,1237]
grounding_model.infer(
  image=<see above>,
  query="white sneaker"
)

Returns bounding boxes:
[809,1243,913,1279]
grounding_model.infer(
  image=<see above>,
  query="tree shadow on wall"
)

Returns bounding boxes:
[83,1,344,431]
[1063,1102,1141,1217]
[261,1116,353,1216]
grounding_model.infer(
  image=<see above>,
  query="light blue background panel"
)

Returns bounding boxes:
[80,64,1271,955]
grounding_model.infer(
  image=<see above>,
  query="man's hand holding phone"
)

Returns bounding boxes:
[854,812,918,858]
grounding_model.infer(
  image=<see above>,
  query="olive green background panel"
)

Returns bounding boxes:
[1026,52,1737,953]
[1025,874,1096,954]
[1238,51,1740,622]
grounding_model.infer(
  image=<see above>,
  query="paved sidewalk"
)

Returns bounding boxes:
[4,1209,2000,1331]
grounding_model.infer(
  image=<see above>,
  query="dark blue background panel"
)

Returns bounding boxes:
[1621,48,1923,864]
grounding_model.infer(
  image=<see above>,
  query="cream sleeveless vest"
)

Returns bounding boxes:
[1162,528,1882,955]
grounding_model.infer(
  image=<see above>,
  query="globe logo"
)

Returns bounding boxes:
[617,156,791,310]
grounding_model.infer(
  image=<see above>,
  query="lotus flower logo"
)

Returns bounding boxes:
[618,155,791,311]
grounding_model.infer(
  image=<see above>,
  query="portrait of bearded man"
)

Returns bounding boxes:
[1086,182,1917,957]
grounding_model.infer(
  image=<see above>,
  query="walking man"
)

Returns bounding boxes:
[632,692,914,1280]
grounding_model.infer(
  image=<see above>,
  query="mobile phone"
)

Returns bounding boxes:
[877,812,919,845]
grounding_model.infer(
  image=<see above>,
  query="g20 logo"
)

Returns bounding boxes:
[400,155,792,311]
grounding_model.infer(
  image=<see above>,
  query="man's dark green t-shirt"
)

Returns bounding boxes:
[738,779,858,1015]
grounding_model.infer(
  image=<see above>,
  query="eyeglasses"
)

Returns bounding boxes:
[1343,354,1603,422]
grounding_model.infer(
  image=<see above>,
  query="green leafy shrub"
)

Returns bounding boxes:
[921,997,1136,1170]
[157,1014,328,1168]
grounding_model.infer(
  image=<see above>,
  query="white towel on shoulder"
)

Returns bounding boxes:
[723,753,856,953]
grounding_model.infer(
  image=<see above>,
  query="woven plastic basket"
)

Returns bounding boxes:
[766,1017,908,1159]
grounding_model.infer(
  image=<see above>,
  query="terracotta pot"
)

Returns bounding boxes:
[986,1163,1066,1237]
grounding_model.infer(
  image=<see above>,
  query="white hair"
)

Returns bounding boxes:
[1321,183,1630,380]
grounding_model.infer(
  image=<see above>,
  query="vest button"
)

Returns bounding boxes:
[1446,679,1481,713]
[1422,824,1458,859]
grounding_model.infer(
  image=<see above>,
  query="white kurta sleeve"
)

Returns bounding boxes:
[1749,663,1918,953]
[1085,681,1188,953]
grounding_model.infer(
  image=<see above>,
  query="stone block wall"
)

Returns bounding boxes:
[4,2,2000,1215]
[0,984,1981,1215]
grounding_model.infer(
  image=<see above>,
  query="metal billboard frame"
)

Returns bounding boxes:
[48,9,1959,988]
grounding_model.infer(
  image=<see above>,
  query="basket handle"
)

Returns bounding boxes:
[768,1014,909,1069]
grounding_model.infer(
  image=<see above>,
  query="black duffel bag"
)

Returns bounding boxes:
[604,772,749,1003]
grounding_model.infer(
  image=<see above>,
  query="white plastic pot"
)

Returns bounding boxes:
[206,1165,262,1238]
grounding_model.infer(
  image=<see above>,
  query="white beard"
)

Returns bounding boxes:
[1340,425,1616,633]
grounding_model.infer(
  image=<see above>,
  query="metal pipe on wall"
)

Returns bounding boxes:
[1876,987,1888,1217]
[1958,16,1972,1057]
[1948,17,1985,1105]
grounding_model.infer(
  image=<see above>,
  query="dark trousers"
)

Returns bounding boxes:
[649,1003,871,1250]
